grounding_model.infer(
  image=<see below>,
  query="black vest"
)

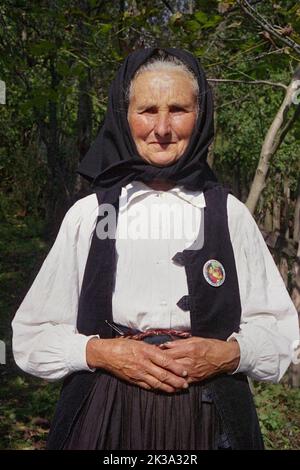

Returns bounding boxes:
[47,185,264,450]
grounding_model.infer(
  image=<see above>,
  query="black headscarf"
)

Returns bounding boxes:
[77,47,217,191]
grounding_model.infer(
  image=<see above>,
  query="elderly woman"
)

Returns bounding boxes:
[12,48,298,450]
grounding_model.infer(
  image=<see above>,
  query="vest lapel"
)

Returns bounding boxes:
[77,187,122,338]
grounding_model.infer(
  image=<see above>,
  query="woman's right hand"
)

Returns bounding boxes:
[86,337,189,393]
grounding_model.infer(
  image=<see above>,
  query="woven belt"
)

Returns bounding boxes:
[124,328,191,341]
[103,321,219,409]
[105,321,192,344]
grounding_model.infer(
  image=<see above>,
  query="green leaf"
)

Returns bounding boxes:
[194,11,208,24]
[170,12,183,25]
[194,47,206,57]
[185,20,200,32]
[28,41,56,57]
[227,21,242,29]
[202,15,222,29]
[98,23,112,34]
[56,60,70,78]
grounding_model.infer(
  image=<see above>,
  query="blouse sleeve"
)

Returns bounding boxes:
[12,197,98,382]
[227,195,299,383]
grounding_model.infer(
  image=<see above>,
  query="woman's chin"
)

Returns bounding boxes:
[146,153,180,167]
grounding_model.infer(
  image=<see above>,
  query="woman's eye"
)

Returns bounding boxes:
[141,107,157,114]
[170,106,185,113]
[138,106,186,114]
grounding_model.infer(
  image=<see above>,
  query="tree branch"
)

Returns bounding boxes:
[238,0,300,56]
[275,102,300,149]
[246,65,300,214]
[208,78,287,90]
[215,94,251,110]
[161,0,174,13]
[220,0,264,14]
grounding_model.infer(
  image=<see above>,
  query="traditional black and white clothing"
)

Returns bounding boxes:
[12,47,299,450]
[12,183,297,383]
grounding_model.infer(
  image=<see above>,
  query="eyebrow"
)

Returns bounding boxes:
[136,101,195,110]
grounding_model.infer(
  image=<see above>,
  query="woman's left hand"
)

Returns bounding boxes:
[160,337,240,384]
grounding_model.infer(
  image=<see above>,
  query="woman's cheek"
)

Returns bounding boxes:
[173,114,196,131]
[130,115,154,137]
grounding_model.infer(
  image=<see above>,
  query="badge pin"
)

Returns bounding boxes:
[203,259,225,287]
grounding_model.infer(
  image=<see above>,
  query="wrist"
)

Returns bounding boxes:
[225,339,240,373]
[86,337,111,369]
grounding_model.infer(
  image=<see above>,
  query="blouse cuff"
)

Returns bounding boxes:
[65,333,99,373]
[226,332,255,375]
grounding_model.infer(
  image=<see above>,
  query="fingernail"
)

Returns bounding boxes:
[183,383,189,389]
[182,370,188,377]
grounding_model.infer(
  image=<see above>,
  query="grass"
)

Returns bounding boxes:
[0,216,57,450]
[0,374,60,450]
[253,382,300,450]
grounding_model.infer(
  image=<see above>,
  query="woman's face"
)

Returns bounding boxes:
[127,70,198,166]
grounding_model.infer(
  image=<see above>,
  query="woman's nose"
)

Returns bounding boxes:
[154,112,171,138]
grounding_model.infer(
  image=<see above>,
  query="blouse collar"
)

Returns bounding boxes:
[119,180,206,211]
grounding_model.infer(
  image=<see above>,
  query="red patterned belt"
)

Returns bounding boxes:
[105,320,192,342]
[123,328,192,341]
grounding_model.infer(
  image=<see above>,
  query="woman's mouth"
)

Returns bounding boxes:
[149,142,176,147]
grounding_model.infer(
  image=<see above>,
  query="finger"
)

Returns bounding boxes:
[144,373,185,394]
[159,339,191,350]
[137,381,151,390]
[160,341,175,348]
[162,348,189,360]
[146,362,189,389]
[135,374,178,394]
[187,376,197,384]
[138,380,176,394]
[150,350,188,378]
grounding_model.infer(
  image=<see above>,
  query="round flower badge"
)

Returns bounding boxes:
[203,259,225,287]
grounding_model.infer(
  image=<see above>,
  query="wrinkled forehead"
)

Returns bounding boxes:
[124,48,200,85]
[127,69,198,104]
[128,69,198,106]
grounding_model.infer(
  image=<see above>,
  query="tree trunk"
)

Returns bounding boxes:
[207,106,217,169]
[187,0,194,14]
[283,178,291,239]
[290,363,300,388]
[264,207,273,232]
[291,242,300,313]
[290,239,300,387]
[279,256,289,287]
[246,66,300,214]
[43,57,70,237]
[293,183,300,242]
[74,73,93,198]
[273,198,281,232]
[271,173,281,232]
[73,0,94,201]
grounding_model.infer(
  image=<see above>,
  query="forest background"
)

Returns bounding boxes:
[0,0,299,449]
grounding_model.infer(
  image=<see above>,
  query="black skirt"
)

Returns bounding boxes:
[63,371,230,450]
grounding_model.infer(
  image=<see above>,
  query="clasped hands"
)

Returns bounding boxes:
[86,336,240,394]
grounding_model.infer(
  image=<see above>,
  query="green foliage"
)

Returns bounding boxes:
[253,382,300,450]
[213,72,300,202]
[1,373,299,450]
[1,0,299,219]
[0,217,56,450]
[0,375,60,450]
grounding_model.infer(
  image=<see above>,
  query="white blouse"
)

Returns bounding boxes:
[12,181,299,383]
